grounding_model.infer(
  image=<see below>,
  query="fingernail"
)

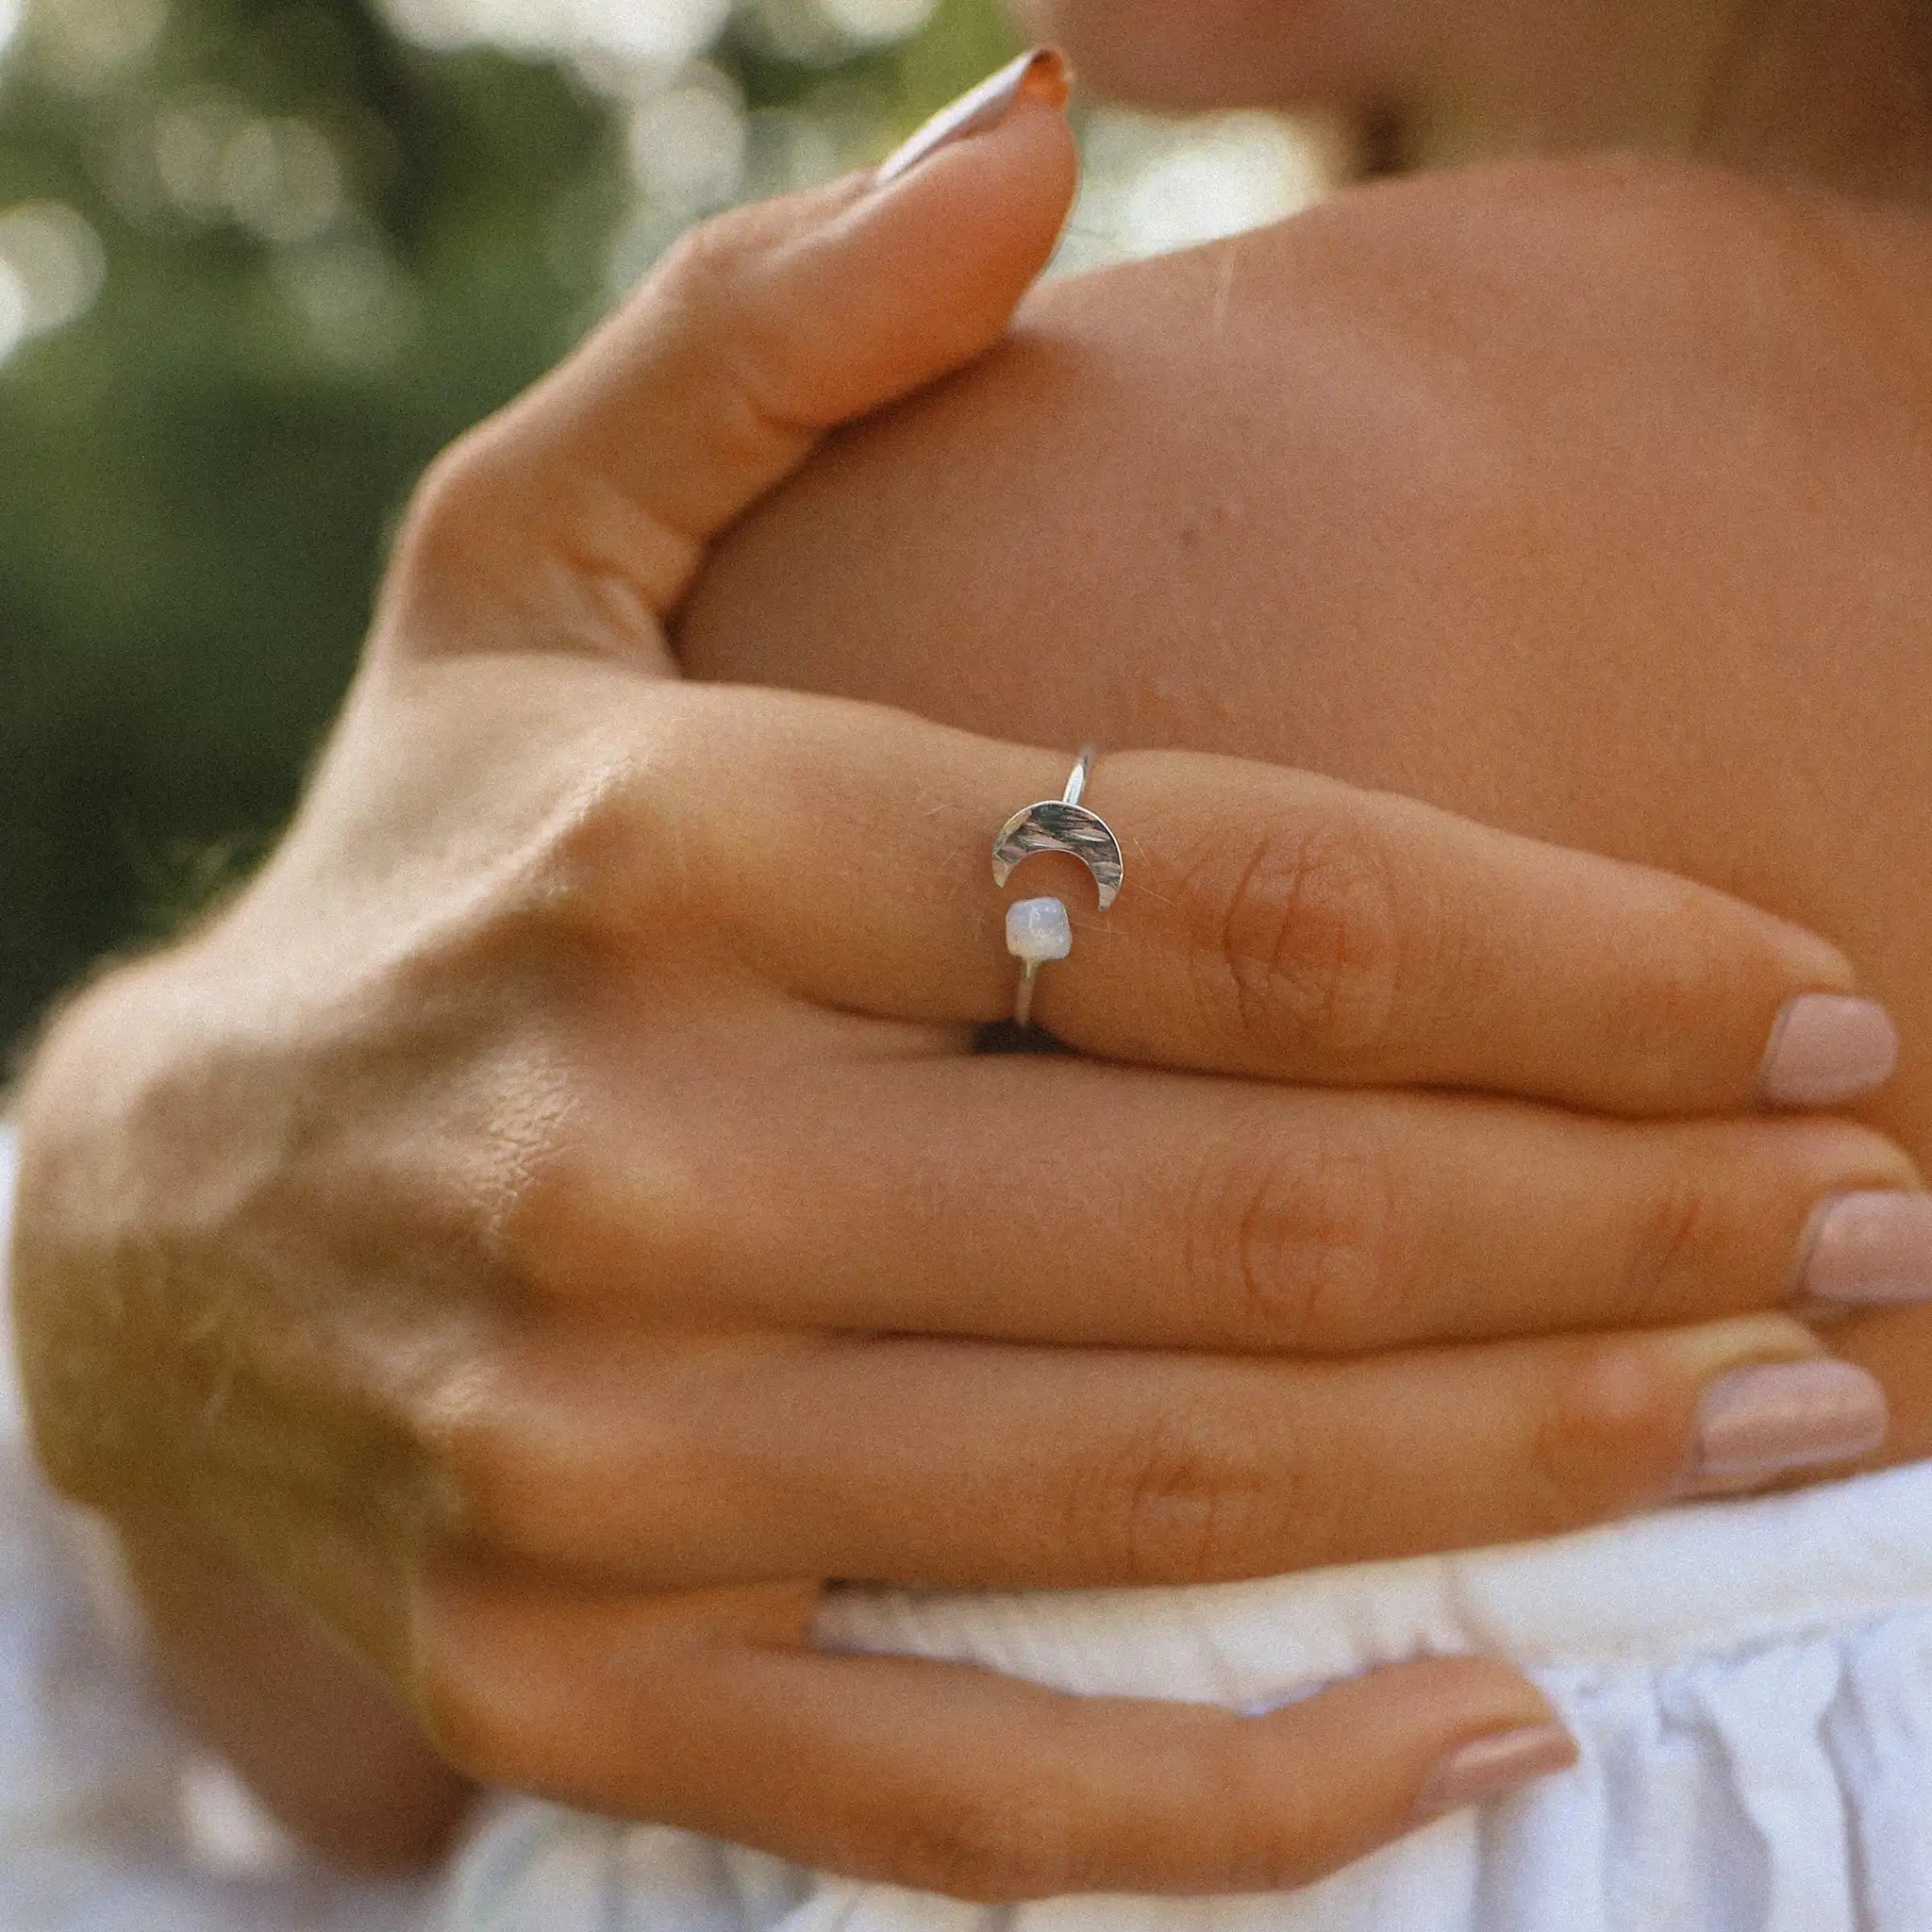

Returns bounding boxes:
[1796,1191,1932,1306]
[1680,1358,1888,1495]
[1759,994,1900,1108]
[1414,1725,1577,1823]
[876,47,1072,186]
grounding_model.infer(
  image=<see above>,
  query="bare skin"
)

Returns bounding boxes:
[14,4,1932,1900]
[682,149,1932,1458]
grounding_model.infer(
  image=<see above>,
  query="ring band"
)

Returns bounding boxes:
[991,745,1125,1027]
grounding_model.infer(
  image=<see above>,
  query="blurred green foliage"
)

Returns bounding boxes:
[0,0,1014,1051]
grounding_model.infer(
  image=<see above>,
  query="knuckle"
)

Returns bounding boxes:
[416,1663,527,1790]
[489,1124,594,1292]
[406,1341,597,1564]
[658,202,763,301]
[1598,889,1743,1087]
[487,695,727,952]
[408,1564,659,1812]
[1619,1163,1726,1325]
[655,209,809,456]
[408,1348,550,1552]
[1528,1339,1684,1527]
[406,1330,710,1573]
[495,1110,703,1318]
[1074,1398,1284,1585]
[481,686,822,962]
[391,427,524,593]
[409,1575,546,1789]
[525,770,654,925]
[1187,1120,1403,1351]
[1182,817,1411,1064]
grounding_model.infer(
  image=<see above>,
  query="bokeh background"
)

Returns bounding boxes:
[0,0,1342,1053]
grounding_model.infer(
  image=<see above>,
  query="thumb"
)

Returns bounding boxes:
[403,50,1076,637]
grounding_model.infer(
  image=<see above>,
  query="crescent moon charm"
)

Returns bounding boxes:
[991,798,1124,909]
[992,747,1123,1027]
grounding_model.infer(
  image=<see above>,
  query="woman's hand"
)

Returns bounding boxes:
[9,57,1920,1901]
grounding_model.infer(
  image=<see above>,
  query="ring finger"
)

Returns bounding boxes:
[661,692,1899,1116]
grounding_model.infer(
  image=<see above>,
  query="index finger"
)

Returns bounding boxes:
[675,691,1895,1116]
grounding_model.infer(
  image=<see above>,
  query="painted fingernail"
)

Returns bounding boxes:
[1796,1191,1932,1306]
[1681,1358,1888,1495]
[876,47,1072,185]
[1414,1725,1578,1823]
[1759,994,1900,1108]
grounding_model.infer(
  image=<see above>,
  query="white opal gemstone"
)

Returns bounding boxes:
[1006,895,1073,962]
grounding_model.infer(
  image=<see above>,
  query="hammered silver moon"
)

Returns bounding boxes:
[991,800,1124,909]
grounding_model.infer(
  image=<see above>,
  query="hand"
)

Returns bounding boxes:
[11,55,1918,1901]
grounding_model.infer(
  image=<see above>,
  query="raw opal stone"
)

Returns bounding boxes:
[1006,895,1072,962]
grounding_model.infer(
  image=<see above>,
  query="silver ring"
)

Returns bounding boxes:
[991,745,1124,1027]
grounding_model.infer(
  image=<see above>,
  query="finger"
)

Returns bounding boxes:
[414,1574,1572,1900]
[425,1315,1885,1588]
[393,50,1077,642]
[670,693,1897,1114]
[545,1054,1926,1352]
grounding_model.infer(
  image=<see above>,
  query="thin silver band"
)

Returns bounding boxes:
[1014,948,1045,1030]
[1061,745,1092,810]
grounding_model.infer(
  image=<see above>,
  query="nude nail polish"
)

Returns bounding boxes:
[1413,1726,1578,1823]
[1796,1192,1932,1306]
[875,47,1071,186]
[1681,1358,1889,1495]
[1759,994,1900,1108]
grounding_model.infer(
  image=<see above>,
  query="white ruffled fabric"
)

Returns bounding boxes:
[441,1450,1932,1932]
